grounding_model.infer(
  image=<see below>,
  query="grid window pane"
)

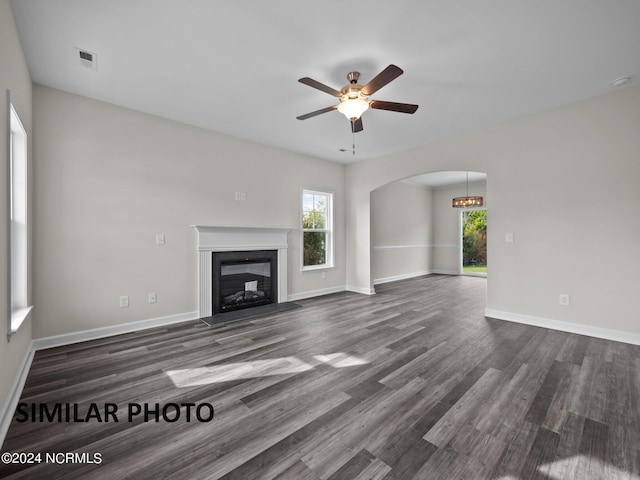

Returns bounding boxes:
[314,195,326,213]
[303,232,326,266]
[302,193,327,230]
[303,193,314,213]
[302,189,333,270]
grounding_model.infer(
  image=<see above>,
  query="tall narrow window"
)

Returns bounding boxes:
[8,99,31,337]
[302,189,334,270]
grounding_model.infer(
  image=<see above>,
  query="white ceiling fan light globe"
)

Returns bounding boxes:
[337,97,370,120]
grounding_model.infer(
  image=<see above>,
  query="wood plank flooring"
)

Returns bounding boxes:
[2,274,640,479]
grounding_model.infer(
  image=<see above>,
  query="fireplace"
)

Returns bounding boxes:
[193,225,290,318]
[212,250,278,313]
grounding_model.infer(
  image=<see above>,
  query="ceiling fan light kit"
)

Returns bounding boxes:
[335,71,369,120]
[297,64,419,133]
[336,96,369,120]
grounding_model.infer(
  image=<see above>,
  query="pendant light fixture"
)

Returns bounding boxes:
[452,171,484,208]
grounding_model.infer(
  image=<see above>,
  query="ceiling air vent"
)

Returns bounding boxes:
[76,48,98,70]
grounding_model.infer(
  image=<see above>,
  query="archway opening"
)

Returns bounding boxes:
[370,170,487,285]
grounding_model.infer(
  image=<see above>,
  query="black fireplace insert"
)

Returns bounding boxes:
[212,250,278,314]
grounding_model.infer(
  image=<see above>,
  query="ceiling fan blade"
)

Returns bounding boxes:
[361,64,404,96]
[296,105,337,120]
[370,100,419,114]
[298,77,342,97]
[351,117,364,133]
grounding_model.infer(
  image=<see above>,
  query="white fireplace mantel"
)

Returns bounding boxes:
[193,225,290,318]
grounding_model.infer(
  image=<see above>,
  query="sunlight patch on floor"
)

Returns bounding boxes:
[167,357,313,387]
[313,353,368,367]
[166,353,369,387]
[540,456,639,480]
[495,455,640,480]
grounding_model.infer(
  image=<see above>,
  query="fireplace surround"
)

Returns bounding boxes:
[193,226,289,318]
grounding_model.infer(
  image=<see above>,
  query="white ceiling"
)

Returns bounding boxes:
[11,0,640,165]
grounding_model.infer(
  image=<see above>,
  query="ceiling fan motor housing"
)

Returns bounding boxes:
[347,71,360,84]
[340,84,367,100]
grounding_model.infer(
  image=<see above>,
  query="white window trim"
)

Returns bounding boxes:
[7,93,32,340]
[301,188,335,271]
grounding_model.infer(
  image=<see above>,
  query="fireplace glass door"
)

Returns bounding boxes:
[212,250,278,313]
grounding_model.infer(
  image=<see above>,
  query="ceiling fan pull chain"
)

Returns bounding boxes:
[352,129,356,155]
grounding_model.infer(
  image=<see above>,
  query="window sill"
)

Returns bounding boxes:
[11,305,33,334]
[302,265,335,273]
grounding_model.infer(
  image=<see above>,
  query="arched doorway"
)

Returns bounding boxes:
[370,170,487,284]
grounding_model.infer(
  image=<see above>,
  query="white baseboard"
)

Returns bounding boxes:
[288,286,346,302]
[346,285,376,295]
[373,270,432,285]
[32,311,199,351]
[431,269,460,275]
[0,343,35,449]
[485,308,640,346]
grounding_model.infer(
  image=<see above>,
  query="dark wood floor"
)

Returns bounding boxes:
[2,275,640,479]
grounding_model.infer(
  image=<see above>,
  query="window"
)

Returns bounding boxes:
[302,189,334,270]
[8,99,32,337]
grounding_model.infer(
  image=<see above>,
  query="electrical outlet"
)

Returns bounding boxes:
[321,271,327,280]
[559,294,570,306]
[148,292,157,304]
[234,192,247,201]
[156,234,165,245]
[119,295,129,308]
[505,232,514,243]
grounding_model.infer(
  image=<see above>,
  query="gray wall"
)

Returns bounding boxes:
[0,0,33,429]
[32,86,346,338]
[346,85,640,336]
[371,181,433,283]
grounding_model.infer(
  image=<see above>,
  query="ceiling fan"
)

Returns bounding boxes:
[296,64,419,133]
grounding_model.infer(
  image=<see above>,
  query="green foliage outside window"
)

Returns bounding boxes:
[302,192,330,267]
[303,232,326,266]
[463,210,487,266]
